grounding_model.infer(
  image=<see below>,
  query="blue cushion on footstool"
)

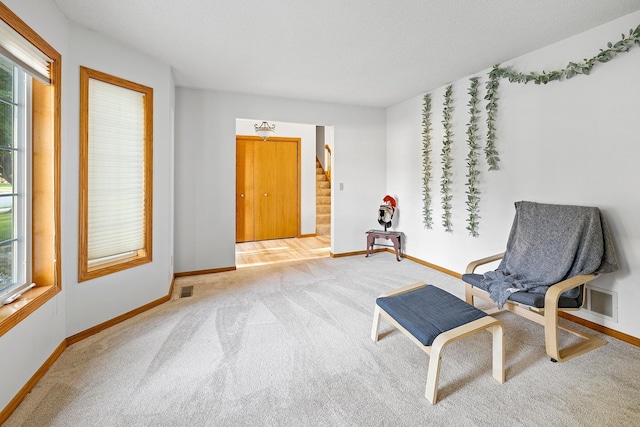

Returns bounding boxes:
[376,285,487,346]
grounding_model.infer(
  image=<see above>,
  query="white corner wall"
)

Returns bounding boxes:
[0,0,68,412]
[1,0,176,412]
[174,90,386,273]
[386,10,640,338]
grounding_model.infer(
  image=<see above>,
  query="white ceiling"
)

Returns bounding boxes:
[52,0,640,107]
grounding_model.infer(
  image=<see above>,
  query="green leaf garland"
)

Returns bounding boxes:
[484,69,501,171]
[465,77,481,237]
[440,85,454,233]
[421,93,433,228]
[485,24,640,171]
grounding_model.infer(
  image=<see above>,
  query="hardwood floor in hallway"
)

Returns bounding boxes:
[235,235,331,268]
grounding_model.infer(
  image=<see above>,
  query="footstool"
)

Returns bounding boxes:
[371,282,505,404]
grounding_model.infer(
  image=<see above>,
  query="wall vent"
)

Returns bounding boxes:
[585,284,617,322]
[180,286,194,298]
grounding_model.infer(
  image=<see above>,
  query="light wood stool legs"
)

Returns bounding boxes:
[371,305,382,342]
[423,317,504,404]
[372,306,505,404]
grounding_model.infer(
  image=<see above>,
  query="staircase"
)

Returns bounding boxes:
[316,159,331,236]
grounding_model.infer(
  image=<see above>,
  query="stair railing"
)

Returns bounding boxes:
[324,144,331,183]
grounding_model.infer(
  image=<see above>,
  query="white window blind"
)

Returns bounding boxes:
[0,18,51,83]
[87,78,146,262]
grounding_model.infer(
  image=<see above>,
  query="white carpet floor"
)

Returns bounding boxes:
[5,254,640,426]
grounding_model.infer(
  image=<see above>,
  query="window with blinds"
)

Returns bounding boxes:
[0,14,56,305]
[0,15,51,83]
[79,67,153,282]
[0,1,61,330]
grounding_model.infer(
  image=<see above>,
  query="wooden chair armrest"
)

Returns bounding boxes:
[544,274,597,305]
[465,253,505,274]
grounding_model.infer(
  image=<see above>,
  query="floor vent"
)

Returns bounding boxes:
[180,286,194,298]
[585,284,617,322]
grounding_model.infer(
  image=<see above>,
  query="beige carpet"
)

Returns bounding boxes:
[5,254,640,426]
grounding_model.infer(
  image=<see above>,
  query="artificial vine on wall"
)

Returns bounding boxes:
[484,69,500,171]
[465,77,481,237]
[419,24,640,235]
[421,93,434,229]
[440,85,454,233]
[484,24,640,171]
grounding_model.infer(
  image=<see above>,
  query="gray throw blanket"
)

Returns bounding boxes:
[482,201,619,308]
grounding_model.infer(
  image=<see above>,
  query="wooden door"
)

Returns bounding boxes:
[236,137,299,242]
[236,139,254,242]
[277,140,299,238]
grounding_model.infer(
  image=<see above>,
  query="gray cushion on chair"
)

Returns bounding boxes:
[462,273,583,309]
[376,285,487,346]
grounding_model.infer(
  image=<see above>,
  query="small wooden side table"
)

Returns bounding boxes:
[365,229,404,261]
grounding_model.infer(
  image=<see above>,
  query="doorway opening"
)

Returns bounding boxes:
[234,119,333,268]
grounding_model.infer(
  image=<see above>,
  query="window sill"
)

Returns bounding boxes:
[80,251,151,282]
[0,285,60,338]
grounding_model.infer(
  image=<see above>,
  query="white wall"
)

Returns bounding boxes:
[325,125,334,179]
[0,0,175,412]
[63,23,175,336]
[174,90,386,273]
[316,125,335,175]
[0,0,69,412]
[386,11,640,338]
[316,126,325,170]
[235,119,317,235]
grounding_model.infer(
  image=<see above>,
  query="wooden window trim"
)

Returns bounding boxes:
[0,3,62,338]
[78,67,153,282]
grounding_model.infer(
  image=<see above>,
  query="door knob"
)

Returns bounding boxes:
[264,193,268,196]
[240,193,245,197]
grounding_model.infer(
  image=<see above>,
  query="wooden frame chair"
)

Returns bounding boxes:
[464,253,605,363]
[462,201,618,363]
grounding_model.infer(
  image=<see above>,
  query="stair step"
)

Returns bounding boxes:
[317,204,331,214]
[317,213,331,225]
[317,196,331,206]
[316,224,331,236]
[316,159,331,236]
